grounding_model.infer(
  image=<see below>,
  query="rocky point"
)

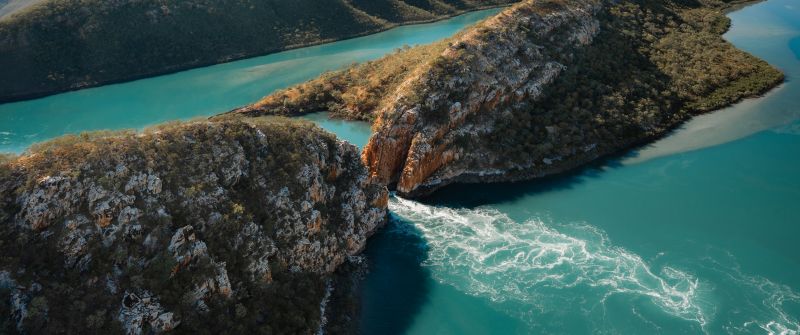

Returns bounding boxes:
[0,118,387,334]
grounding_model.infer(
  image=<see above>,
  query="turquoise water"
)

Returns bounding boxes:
[1,1,798,334]
[307,1,800,334]
[301,112,372,149]
[0,8,501,153]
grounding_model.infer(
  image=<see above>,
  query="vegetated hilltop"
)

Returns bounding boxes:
[235,0,783,197]
[0,0,518,103]
[0,117,388,333]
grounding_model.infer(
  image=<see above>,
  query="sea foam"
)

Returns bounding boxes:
[389,197,711,329]
[389,196,800,334]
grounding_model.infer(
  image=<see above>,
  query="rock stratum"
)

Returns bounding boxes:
[236,0,784,197]
[0,118,388,334]
[0,0,518,102]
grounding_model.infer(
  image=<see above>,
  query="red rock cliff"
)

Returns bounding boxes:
[362,0,603,196]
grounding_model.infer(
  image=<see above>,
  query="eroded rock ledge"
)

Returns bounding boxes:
[0,118,387,333]
[235,0,783,198]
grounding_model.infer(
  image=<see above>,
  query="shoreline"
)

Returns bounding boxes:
[324,0,790,327]
[294,0,786,200]
[722,0,768,14]
[0,4,510,105]
[405,66,783,195]
[402,0,784,198]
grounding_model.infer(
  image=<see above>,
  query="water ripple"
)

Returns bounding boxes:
[389,197,800,334]
[389,197,711,329]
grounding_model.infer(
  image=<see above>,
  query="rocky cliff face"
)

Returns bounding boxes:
[238,0,782,198]
[0,118,387,334]
[362,0,603,196]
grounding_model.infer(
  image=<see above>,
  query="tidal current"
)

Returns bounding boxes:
[1,2,798,334]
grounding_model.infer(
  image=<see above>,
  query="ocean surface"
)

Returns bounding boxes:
[1,2,798,334]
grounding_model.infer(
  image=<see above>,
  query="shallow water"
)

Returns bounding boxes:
[0,8,501,153]
[308,1,800,333]
[626,0,800,164]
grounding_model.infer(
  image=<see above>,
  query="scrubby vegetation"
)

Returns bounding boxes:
[0,0,517,102]
[487,0,783,164]
[0,153,15,164]
[0,0,784,331]
[0,117,386,333]
[244,0,782,167]
[236,0,782,196]
[241,40,454,121]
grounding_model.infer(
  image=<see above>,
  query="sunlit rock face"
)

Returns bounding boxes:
[0,118,387,334]
[227,0,782,199]
[358,0,781,197]
[362,0,603,196]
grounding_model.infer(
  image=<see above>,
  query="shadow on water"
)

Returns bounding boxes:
[421,151,632,209]
[419,89,775,209]
[357,214,432,335]
[414,0,688,210]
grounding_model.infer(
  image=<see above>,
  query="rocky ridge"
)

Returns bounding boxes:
[235,0,783,197]
[362,0,603,195]
[0,118,387,334]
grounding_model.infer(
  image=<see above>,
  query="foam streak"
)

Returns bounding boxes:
[389,197,709,327]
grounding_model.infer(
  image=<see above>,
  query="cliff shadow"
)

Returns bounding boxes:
[419,0,692,209]
[420,149,633,209]
[351,214,432,335]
